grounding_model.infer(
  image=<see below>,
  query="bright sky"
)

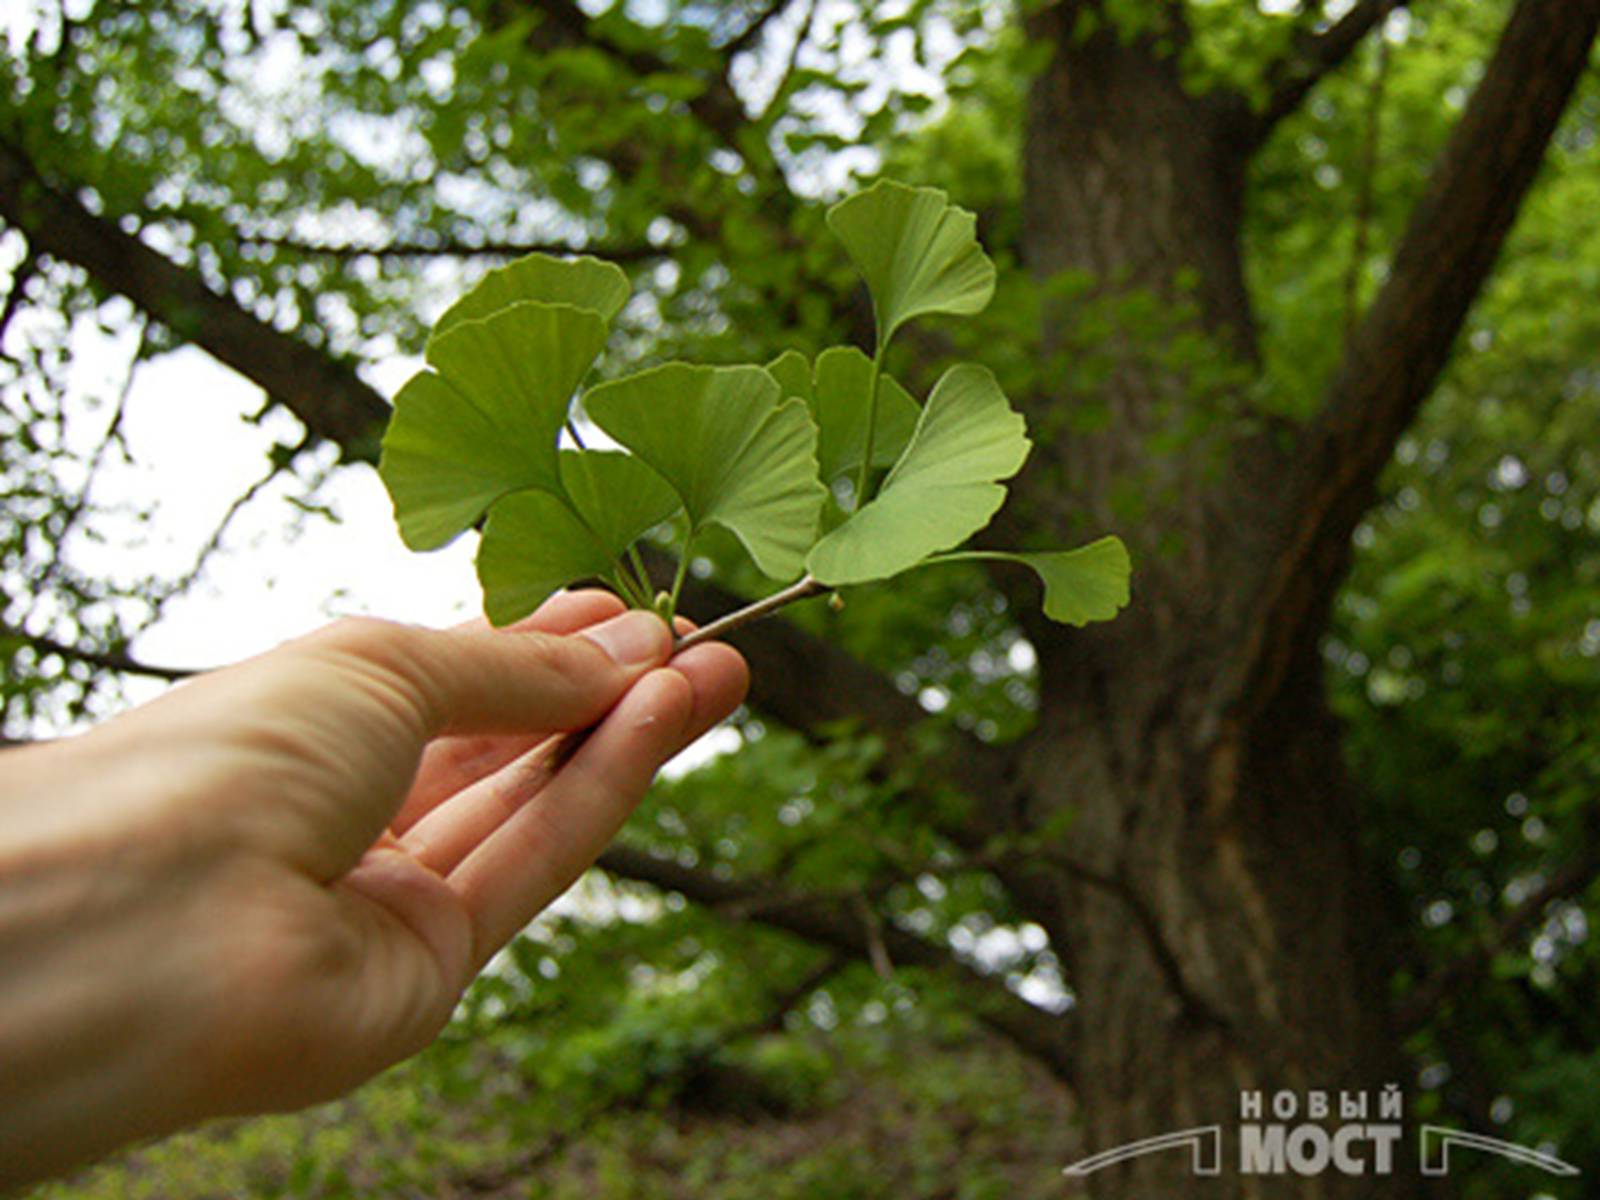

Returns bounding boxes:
[55,333,472,694]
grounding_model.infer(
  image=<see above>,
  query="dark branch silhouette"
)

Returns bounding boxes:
[1254,0,1413,140]
[597,842,1077,1083]
[2,628,195,682]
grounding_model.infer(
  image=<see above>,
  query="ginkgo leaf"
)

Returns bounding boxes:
[826,180,996,349]
[476,492,615,628]
[765,348,812,401]
[768,346,920,486]
[556,448,680,555]
[379,302,607,550]
[806,364,1028,585]
[586,363,827,580]
[475,450,679,626]
[933,537,1133,627]
[431,253,630,346]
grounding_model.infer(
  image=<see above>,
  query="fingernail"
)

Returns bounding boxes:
[581,610,669,668]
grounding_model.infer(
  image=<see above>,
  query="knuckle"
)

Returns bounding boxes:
[300,617,437,732]
[313,615,409,660]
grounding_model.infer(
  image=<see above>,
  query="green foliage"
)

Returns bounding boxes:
[377,179,1130,630]
[478,451,679,626]
[938,538,1134,628]
[32,1021,1077,1200]
[766,346,920,487]
[431,255,631,342]
[807,364,1027,585]
[824,181,996,351]
[585,364,825,583]
[9,3,1600,1191]
[380,302,610,550]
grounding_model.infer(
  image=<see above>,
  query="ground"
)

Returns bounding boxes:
[30,1025,1078,1200]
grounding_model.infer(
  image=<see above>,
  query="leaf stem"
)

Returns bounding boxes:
[610,565,650,609]
[565,418,588,450]
[667,525,694,621]
[675,574,828,652]
[852,342,885,510]
[626,543,655,601]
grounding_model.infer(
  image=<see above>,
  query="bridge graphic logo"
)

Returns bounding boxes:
[1061,1088,1579,1181]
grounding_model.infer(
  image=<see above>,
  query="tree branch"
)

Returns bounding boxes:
[651,549,1019,845]
[235,232,667,264]
[527,0,774,176]
[1253,0,1410,140]
[1224,0,1600,725]
[0,129,389,453]
[2,626,196,682]
[597,843,1076,1083]
[1399,833,1600,1031]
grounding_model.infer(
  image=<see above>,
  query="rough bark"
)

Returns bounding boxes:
[1012,2,1600,1195]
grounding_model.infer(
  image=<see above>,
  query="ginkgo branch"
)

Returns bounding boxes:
[674,574,828,652]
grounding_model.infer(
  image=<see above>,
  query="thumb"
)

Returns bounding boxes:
[302,609,673,739]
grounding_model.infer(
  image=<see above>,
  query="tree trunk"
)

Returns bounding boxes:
[1015,14,1410,1197]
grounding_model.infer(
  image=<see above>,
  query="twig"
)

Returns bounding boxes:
[233,233,667,263]
[674,574,828,652]
[756,0,817,121]
[32,319,146,597]
[2,627,195,681]
[855,893,893,979]
[1399,812,1600,1030]
[718,0,786,59]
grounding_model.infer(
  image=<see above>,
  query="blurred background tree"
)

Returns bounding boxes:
[4,1,1600,1197]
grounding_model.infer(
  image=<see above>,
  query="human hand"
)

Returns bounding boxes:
[0,591,746,1186]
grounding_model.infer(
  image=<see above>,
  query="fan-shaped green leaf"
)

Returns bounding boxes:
[766,348,812,401]
[807,364,1028,585]
[557,449,680,555]
[933,537,1132,627]
[431,253,630,346]
[475,450,680,626]
[826,180,996,349]
[477,492,614,628]
[586,363,827,580]
[379,302,607,550]
[768,346,920,485]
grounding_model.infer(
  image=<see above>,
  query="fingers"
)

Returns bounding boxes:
[401,737,566,877]
[670,641,750,740]
[306,605,672,741]
[396,591,628,830]
[401,641,749,878]
[448,587,626,637]
[449,668,694,970]
[435,642,747,971]
[392,604,723,835]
